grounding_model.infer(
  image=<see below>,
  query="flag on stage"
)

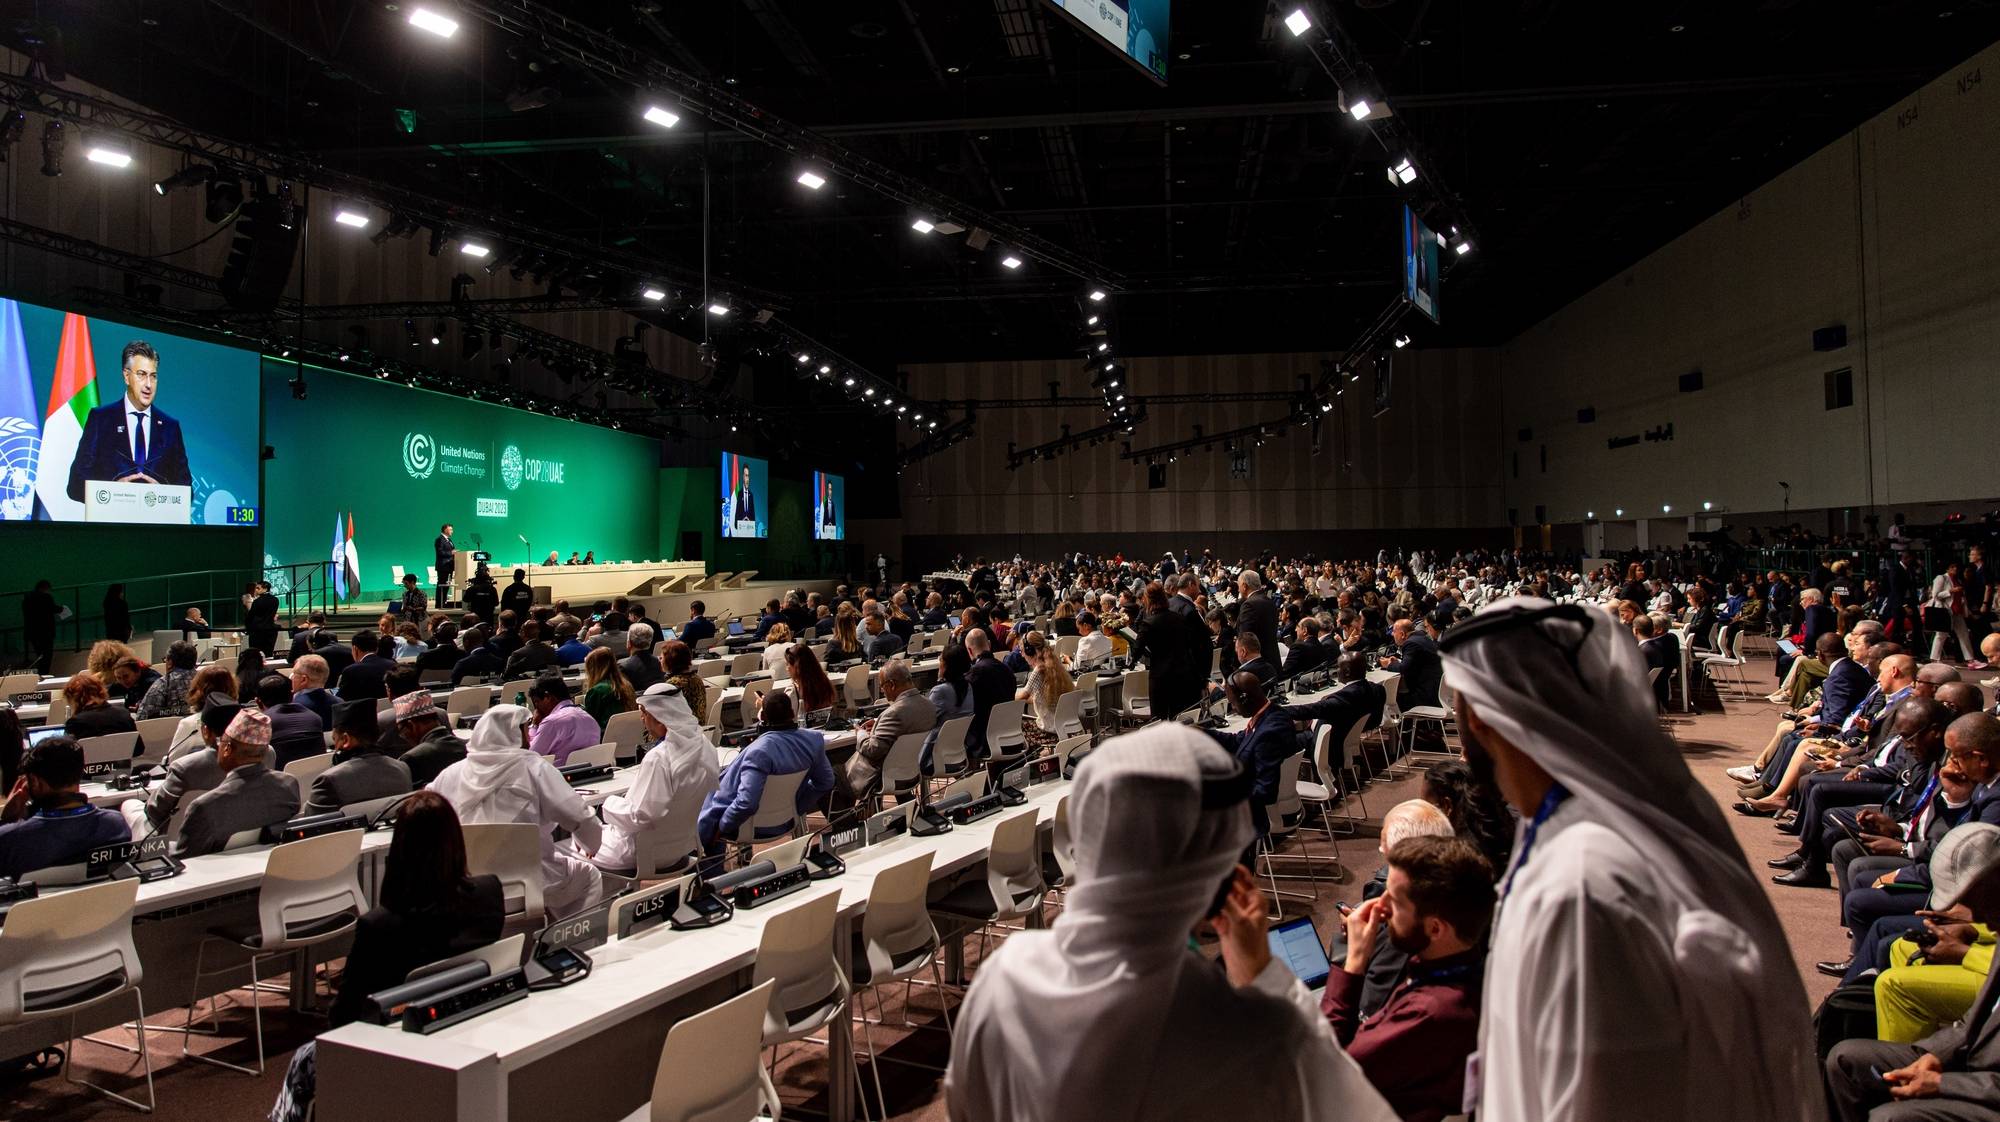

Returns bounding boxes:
[36,312,98,521]
[342,512,363,600]
[0,300,42,521]
[332,511,348,600]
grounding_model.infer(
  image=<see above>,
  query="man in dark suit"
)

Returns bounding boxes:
[1634,615,1678,708]
[501,569,536,620]
[680,601,717,648]
[1278,618,1328,681]
[304,700,413,816]
[449,626,506,686]
[434,524,457,606]
[65,340,193,502]
[502,620,561,680]
[963,629,1016,763]
[1205,672,1300,839]
[1282,652,1387,757]
[1382,612,1445,711]
[256,673,326,771]
[1232,632,1278,688]
[289,612,332,660]
[336,631,397,701]
[1825,821,2000,1121]
[245,580,280,655]
[1234,570,1280,670]
[1774,697,1947,888]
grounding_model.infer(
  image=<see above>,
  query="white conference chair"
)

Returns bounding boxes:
[1071,671,1099,738]
[79,732,140,771]
[134,716,183,765]
[281,752,335,784]
[929,715,974,783]
[445,686,491,720]
[618,979,781,1122]
[0,670,40,698]
[751,893,863,1112]
[982,699,1028,769]
[565,742,617,768]
[728,769,807,866]
[184,831,366,1075]
[1116,668,1151,727]
[1038,689,1086,742]
[851,853,954,1118]
[462,822,546,937]
[738,678,774,731]
[841,666,874,713]
[498,678,539,703]
[0,879,155,1111]
[873,731,929,812]
[929,808,1048,963]
[604,710,648,764]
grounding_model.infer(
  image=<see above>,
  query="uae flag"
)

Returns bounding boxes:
[35,313,98,521]
[341,512,363,600]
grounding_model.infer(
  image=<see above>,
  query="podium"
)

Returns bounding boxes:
[81,481,193,525]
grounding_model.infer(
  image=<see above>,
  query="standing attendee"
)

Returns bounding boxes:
[1443,598,1816,1122]
[428,705,603,917]
[1235,569,1281,668]
[463,565,498,624]
[399,573,429,633]
[501,568,536,620]
[102,583,132,643]
[22,579,57,674]
[246,580,281,656]
[434,523,457,607]
[1134,583,1205,723]
[945,722,1397,1122]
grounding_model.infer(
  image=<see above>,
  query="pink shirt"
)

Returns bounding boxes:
[529,701,600,765]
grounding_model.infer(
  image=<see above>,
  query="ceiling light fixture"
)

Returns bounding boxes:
[1000,255,1023,269]
[1088,289,1106,302]
[706,302,730,316]
[333,206,371,229]
[641,287,667,301]
[911,217,935,233]
[1284,8,1312,36]
[1349,99,1375,121]
[459,241,491,258]
[1455,239,1473,256]
[795,352,811,363]
[818,364,832,375]
[643,105,680,128]
[1393,335,1410,348]
[1388,156,1418,185]
[1086,315,1100,325]
[84,141,132,168]
[842,376,856,387]
[796,170,827,190]
[407,7,460,38]
[1096,343,1109,353]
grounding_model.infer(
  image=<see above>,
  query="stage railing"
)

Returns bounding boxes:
[0,561,333,669]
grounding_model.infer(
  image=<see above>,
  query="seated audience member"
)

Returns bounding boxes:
[588,610,631,656]
[180,605,213,639]
[1279,618,1327,680]
[582,647,637,731]
[696,691,832,859]
[234,649,268,704]
[782,593,815,635]
[761,624,794,673]
[290,655,335,729]
[786,643,837,717]
[392,691,463,788]
[1281,651,1387,757]
[62,671,139,741]
[177,709,302,856]
[1379,613,1445,712]
[947,722,1397,1121]
[393,623,428,660]
[1049,599,1080,638]
[842,658,937,806]
[919,592,950,629]
[260,672,328,770]
[1017,631,1076,728]
[414,622,461,671]
[620,623,665,691]
[336,631,398,701]
[861,610,906,660]
[501,621,559,680]
[323,792,504,1026]
[1327,800,1459,1018]
[0,735,131,878]
[661,640,708,727]
[752,599,784,641]
[526,674,599,765]
[124,699,251,837]
[1073,610,1112,669]
[1231,631,1276,688]
[1420,758,1517,875]
[136,641,200,719]
[305,699,414,816]
[1204,672,1296,839]
[826,606,865,664]
[429,705,602,917]
[591,684,719,874]
[553,621,592,667]
[289,612,332,660]
[922,643,975,770]
[1873,861,1999,1044]
[963,629,1016,762]
[1313,836,1494,1122]
[1827,829,2000,1120]
[1633,614,1676,708]
[449,626,506,685]
[679,601,716,648]
[1772,696,1949,889]
[165,670,238,766]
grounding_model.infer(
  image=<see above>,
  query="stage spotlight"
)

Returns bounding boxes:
[408,7,459,38]
[842,376,856,387]
[794,352,811,364]
[643,105,680,128]
[796,170,827,190]
[1663,504,1673,513]
[84,136,132,168]
[1284,8,1312,35]
[1087,315,1100,325]
[641,286,667,301]
[430,321,445,346]
[1000,255,1023,269]
[1454,239,1473,256]
[459,241,491,258]
[1703,501,1713,511]
[1349,99,1375,121]
[1393,335,1410,348]
[1387,156,1418,185]
[39,120,63,177]
[1088,289,1106,302]
[818,364,831,375]
[1095,343,1109,353]
[334,204,371,229]
[1614,508,1624,517]
[911,217,935,233]
[153,164,213,196]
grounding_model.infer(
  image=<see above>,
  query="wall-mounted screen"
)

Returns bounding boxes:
[1402,205,1441,324]
[720,451,768,539]
[812,471,845,541]
[1042,0,1170,83]
[0,298,260,526]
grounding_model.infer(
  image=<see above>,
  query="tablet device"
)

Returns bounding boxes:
[1266,916,1332,991]
[25,726,64,748]
[1776,638,1798,657]
[727,619,746,636]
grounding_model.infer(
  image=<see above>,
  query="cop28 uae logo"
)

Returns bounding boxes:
[403,431,436,479]
[499,444,524,491]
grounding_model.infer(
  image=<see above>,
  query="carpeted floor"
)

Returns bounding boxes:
[4,651,1858,1120]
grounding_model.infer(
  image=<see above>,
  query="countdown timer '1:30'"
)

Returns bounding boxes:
[226,506,261,526]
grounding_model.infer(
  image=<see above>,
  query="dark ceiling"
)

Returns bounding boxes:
[5,0,1996,375]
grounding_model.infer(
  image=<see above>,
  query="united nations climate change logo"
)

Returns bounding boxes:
[403,431,437,480]
[499,444,524,492]
[261,554,292,599]
[0,417,38,521]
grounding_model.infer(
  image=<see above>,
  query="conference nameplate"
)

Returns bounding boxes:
[83,481,192,525]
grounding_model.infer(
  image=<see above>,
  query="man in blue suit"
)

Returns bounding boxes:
[1205,671,1301,840]
[65,340,192,501]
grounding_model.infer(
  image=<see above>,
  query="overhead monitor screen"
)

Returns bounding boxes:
[812,470,845,541]
[720,451,768,539]
[1042,0,1169,83]
[1402,205,1441,325]
[0,297,260,526]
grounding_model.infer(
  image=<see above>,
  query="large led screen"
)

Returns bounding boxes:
[1402,205,1441,325]
[1043,0,1169,83]
[812,470,845,541]
[720,451,768,539]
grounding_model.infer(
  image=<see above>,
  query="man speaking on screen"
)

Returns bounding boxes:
[65,340,193,500]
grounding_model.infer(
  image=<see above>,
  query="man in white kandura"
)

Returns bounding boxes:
[428,705,604,917]
[944,722,1396,1122]
[589,682,718,875]
[1440,597,1817,1122]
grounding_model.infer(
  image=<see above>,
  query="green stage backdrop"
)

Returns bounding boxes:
[262,359,661,598]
